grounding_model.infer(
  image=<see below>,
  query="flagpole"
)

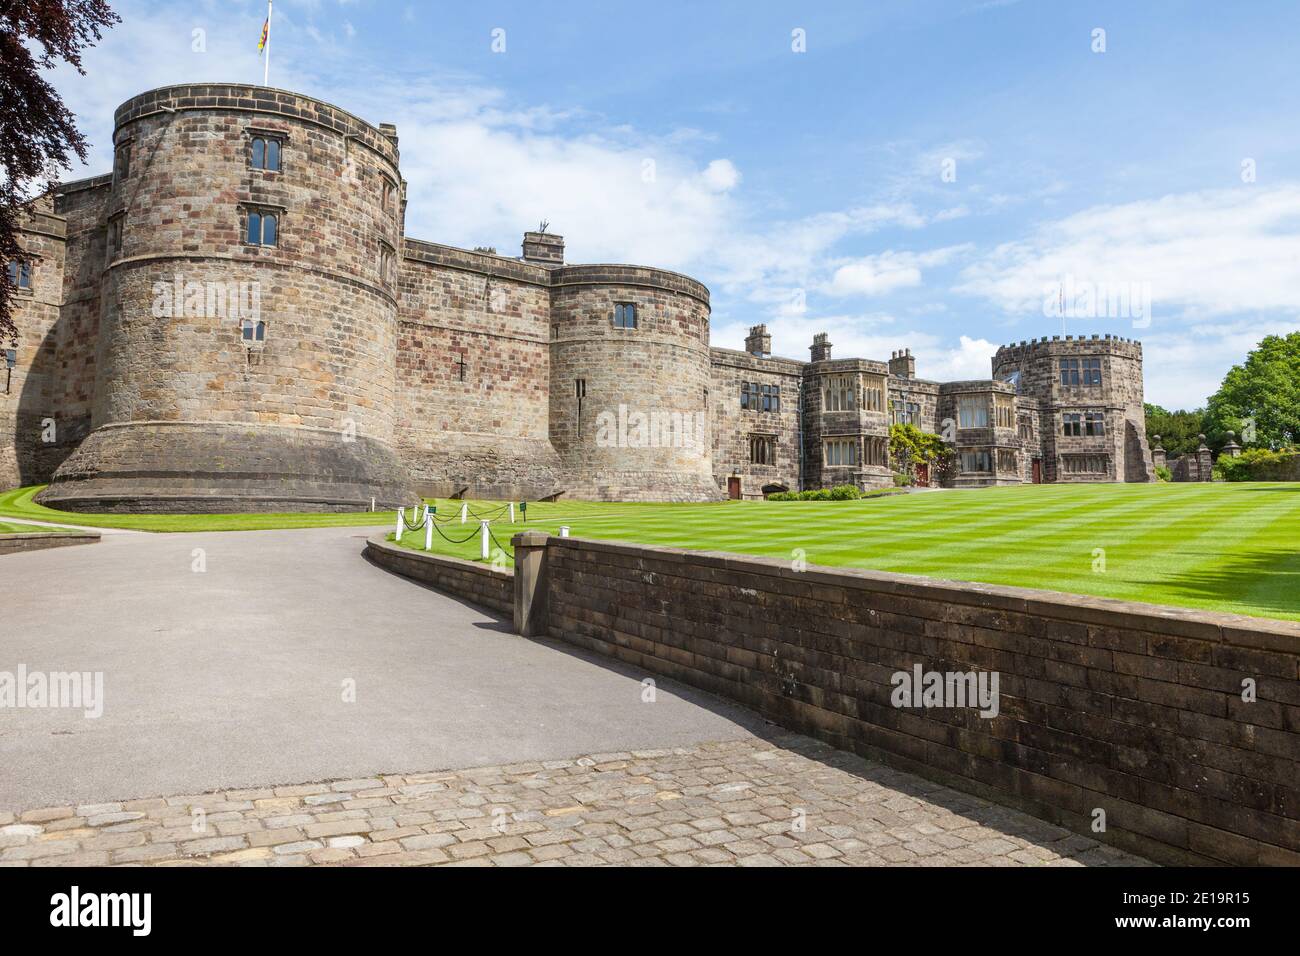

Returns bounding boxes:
[263,0,273,87]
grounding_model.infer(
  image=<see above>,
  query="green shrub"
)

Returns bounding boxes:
[829,484,862,500]
[765,491,796,501]
[1217,447,1299,481]
[1155,465,1172,482]
[892,471,914,487]
[798,488,833,501]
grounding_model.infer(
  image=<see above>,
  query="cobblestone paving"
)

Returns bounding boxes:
[0,734,1149,867]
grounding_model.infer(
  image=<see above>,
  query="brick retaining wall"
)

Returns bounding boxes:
[364,534,511,616]
[365,528,1300,865]
[522,535,1300,866]
[0,532,100,556]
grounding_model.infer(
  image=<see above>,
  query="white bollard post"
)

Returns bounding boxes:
[460,501,468,524]
[371,496,376,512]
[509,502,516,524]
[480,520,490,560]
[424,503,431,523]
[559,525,570,538]
[396,507,404,541]
[425,516,433,551]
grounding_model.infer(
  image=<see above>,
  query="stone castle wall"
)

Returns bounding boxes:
[35,84,416,512]
[993,335,1153,485]
[708,347,802,498]
[1,199,66,489]
[49,177,113,470]
[802,357,893,491]
[549,266,720,501]
[937,380,1022,487]
[395,241,560,500]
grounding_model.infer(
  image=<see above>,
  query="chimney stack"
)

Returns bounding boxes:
[745,324,772,358]
[889,347,915,379]
[810,333,832,363]
[521,230,564,268]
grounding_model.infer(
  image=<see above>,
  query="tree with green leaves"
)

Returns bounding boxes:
[1144,404,1206,457]
[888,423,958,486]
[1,0,119,344]
[1205,332,1300,451]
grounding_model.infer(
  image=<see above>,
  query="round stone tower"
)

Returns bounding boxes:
[548,265,721,501]
[38,84,417,511]
[992,333,1153,483]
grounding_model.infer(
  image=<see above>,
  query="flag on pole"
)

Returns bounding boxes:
[260,1,273,86]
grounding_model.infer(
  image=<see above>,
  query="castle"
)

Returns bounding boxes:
[1,85,1153,511]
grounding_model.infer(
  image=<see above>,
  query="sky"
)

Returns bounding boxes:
[46,0,1300,410]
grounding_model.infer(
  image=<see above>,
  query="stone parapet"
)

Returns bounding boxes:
[0,531,100,556]
[363,533,512,615]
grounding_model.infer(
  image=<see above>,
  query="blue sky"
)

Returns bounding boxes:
[49,0,1300,409]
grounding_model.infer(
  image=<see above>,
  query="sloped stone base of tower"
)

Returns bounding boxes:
[400,436,563,501]
[559,471,726,503]
[36,421,419,513]
[1125,420,1157,482]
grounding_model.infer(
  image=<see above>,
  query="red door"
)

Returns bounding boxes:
[1032,459,1042,484]
[915,463,929,486]
[727,477,741,499]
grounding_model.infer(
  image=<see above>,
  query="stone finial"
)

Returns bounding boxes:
[745,324,772,358]
[1222,430,1241,457]
[810,332,832,363]
[1197,433,1209,450]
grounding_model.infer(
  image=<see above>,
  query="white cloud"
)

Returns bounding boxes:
[957,184,1300,319]
[923,335,1000,381]
[825,246,967,297]
[701,159,740,192]
[828,257,922,297]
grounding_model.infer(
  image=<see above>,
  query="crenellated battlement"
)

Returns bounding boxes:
[994,333,1143,370]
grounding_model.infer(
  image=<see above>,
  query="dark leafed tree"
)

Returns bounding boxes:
[0,0,119,344]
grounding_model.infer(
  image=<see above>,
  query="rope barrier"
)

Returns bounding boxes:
[466,503,510,520]
[486,525,515,558]
[429,519,481,546]
[411,500,527,560]
[400,508,428,532]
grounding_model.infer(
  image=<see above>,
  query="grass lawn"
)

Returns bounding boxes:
[0,485,402,533]
[391,483,1300,623]
[0,519,78,535]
